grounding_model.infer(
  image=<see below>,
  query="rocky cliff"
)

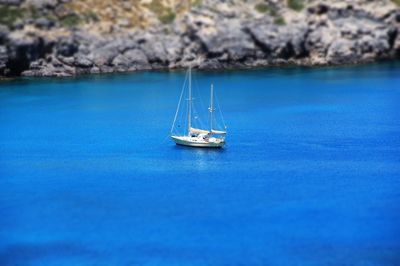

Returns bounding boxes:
[1,0,400,77]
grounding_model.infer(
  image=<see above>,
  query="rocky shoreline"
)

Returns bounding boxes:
[1,0,400,77]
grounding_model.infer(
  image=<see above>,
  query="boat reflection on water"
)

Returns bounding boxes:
[172,142,226,171]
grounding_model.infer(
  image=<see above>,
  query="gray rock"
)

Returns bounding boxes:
[137,33,169,64]
[198,58,224,69]
[90,66,100,74]
[245,19,307,59]
[29,59,43,70]
[0,0,23,5]
[27,0,60,9]
[163,35,183,63]
[99,65,115,73]
[56,38,78,57]
[0,25,9,44]
[54,4,72,18]
[327,39,359,64]
[188,17,256,62]
[57,55,75,65]
[0,45,8,75]
[12,21,25,30]
[6,33,51,75]
[91,44,120,66]
[83,34,137,67]
[22,60,74,77]
[308,3,329,15]
[112,48,149,70]
[20,70,38,76]
[1,0,400,77]
[34,18,55,29]
[74,55,93,68]
[306,25,340,56]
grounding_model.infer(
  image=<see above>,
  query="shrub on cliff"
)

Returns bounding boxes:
[288,0,304,11]
[0,5,24,26]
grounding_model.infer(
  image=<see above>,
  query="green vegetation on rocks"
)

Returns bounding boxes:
[1,0,400,78]
[0,5,25,26]
[255,3,279,18]
[288,0,304,11]
[274,16,286,25]
[60,14,82,28]
[392,0,400,6]
[255,3,269,13]
[147,0,176,24]
[159,10,176,24]
[192,0,202,7]
[83,11,99,23]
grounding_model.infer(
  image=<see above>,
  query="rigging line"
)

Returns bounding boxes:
[191,95,207,130]
[177,92,186,131]
[192,101,205,129]
[193,72,207,119]
[171,70,188,134]
[174,83,188,135]
[214,90,227,130]
[192,71,208,129]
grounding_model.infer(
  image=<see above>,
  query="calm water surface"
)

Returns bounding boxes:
[1,63,400,265]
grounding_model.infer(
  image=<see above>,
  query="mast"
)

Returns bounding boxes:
[209,83,214,132]
[188,67,192,134]
[171,69,188,135]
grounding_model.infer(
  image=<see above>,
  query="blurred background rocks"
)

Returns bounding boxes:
[0,0,400,77]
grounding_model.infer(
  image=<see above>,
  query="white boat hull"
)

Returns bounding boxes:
[171,136,225,148]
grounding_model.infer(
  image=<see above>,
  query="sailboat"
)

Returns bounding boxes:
[170,68,227,148]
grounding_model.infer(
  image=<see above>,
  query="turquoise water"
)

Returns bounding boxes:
[1,63,400,265]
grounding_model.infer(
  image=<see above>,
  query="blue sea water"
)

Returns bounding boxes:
[1,62,400,265]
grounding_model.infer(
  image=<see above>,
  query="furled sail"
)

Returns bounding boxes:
[211,129,226,135]
[190,127,226,135]
[189,127,210,134]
